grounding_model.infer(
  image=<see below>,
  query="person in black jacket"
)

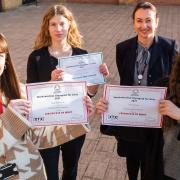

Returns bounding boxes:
[27,5,109,180]
[96,2,178,180]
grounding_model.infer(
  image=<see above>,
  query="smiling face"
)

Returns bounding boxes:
[133,8,159,42]
[48,15,70,43]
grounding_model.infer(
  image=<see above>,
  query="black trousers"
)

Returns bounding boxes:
[163,175,176,180]
[117,128,164,180]
[39,135,86,180]
[126,157,147,180]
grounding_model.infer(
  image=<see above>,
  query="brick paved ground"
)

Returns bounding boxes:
[1,1,180,180]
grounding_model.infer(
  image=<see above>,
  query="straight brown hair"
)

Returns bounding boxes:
[0,33,21,103]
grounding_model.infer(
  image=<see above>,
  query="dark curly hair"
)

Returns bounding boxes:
[164,54,180,128]
[169,54,180,105]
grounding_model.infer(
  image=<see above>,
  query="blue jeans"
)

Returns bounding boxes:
[39,135,86,180]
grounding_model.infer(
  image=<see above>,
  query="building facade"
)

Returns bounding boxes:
[66,0,180,5]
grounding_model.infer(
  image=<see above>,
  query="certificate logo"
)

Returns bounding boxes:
[54,84,61,94]
[131,89,139,96]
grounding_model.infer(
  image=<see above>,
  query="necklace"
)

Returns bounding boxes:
[136,61,148,85]
[49,45,72,69]
[136,42,151,85]
[49,45,72,59]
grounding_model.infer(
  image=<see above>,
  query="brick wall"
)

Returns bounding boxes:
[66,0,118,4]
[66,0,180,5]
[142,0,180,5]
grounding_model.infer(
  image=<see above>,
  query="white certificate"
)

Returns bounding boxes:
[59,52,105,85]
[26,81,88,126]
[102,85,167,128]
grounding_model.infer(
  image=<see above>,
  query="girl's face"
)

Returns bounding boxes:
[48,15,70,43]
[134,8,159,41]
[0,52,6,76]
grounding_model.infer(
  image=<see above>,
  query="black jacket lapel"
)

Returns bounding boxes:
[127,37,137,85]
[149,36,162,70]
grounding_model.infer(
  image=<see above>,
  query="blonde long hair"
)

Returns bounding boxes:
[34,5,82,50]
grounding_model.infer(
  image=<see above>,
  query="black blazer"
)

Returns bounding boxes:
[27,47,88,83]
[116,35,178,86]
[113,35,179,142]
[100,36,179,180]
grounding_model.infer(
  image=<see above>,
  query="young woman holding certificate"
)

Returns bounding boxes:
[159,54,180,180]
[27,4,109,180]
[96,2,178,180]
[0,33,94,180]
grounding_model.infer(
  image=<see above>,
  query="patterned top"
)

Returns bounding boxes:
[0,86,90,179]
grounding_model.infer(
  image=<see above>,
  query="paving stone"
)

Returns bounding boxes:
[1,2,180,180]
[96,137,116,152]
[84,161,109,179]
[104,168,127,180]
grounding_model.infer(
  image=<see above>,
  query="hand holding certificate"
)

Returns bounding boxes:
[26,82,88,126]
[102,85,167,128]
[58,52,105,85]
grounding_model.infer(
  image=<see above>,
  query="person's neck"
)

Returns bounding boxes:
[49,40,72,58]
[50,40,70,52]
[138,36,154,48]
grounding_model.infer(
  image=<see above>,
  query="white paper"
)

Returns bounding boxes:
[102,85,167,128]
[59,52,105,85]
[26,81,87,126]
